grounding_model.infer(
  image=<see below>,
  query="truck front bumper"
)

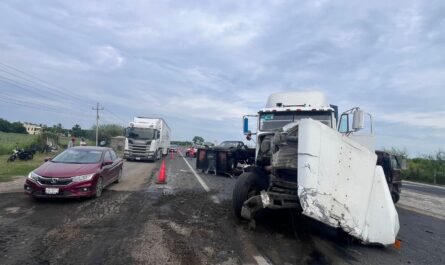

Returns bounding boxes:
[124,150,155,160]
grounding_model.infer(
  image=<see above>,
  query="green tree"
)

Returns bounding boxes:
[71,124,83,137]
[192,136,204,145]
[10,122,27,134]
[90,124,124,141]
[0,118,11,132]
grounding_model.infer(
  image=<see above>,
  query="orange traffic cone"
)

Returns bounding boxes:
[156,159,167,184]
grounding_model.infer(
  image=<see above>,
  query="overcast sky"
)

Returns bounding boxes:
[0,0,444,156]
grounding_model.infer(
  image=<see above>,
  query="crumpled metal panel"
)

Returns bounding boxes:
[295,119,399,245]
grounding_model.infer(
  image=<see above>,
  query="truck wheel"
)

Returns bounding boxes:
[232,171,268,219]
[391,191,400,204]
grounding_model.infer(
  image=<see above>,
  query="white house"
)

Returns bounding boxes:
[23,122,42,135]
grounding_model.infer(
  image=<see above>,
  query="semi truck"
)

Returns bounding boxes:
[233,91,399,245]
[123,117,171,162]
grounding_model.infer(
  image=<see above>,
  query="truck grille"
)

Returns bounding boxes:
[128,143,150,156]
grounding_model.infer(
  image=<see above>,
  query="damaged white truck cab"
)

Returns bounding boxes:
[234,91,399,245]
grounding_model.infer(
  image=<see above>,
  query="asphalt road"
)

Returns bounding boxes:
[402,181,445,197]
[0,152,444,264]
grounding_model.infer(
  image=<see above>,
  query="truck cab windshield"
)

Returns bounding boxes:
[126,127,156,140]
[260,111,332,131]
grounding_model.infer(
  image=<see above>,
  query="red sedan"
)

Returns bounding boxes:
[24,146,123,199]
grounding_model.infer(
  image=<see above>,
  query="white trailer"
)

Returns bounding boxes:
[235,91,399,245]
[124,117,171,162]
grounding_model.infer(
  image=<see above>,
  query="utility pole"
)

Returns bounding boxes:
[92,103,104,146]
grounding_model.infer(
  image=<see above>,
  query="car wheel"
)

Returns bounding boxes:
[94,177,103,198]
[232,171,268,219]
[115,168,123,183]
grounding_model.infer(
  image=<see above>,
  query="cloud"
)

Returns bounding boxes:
[0,0,445,155]
[379,111,445,129]
[91,45,125,70]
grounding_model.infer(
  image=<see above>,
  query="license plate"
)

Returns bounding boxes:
[135,157,141,160]
[45,188,59,194]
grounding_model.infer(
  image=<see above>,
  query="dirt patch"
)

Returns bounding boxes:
[0,176,25,193]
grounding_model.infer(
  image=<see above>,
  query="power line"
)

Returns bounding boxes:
[0,98,94,122]
[104,109,127,124]
[0,62,95,107]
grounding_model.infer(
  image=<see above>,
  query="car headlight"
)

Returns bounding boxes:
[72,173,96,182]
[27,171,40,181]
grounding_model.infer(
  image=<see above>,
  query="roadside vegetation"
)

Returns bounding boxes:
[0,131,37,155]
[384,148,445,185]
[0,153,53,182]
[402,151,445,185]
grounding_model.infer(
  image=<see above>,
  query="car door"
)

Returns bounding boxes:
[109,150,121,182]
[102,150,115,185]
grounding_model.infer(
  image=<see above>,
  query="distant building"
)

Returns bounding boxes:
[22,122,42,135]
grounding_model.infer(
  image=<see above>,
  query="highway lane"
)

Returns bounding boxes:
[168,154,445,265]
[402,180,445,197]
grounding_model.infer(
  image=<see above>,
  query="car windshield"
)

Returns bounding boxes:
[52,149,103,164]
[126,127,155,140]
[218,141,241,148]
[259,111,332,131]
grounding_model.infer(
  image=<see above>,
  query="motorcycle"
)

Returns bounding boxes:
[7,147,35,162]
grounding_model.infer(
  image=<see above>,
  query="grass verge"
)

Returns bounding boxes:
[0,153,54,182]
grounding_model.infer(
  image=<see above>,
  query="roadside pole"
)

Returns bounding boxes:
[92,103,104,146]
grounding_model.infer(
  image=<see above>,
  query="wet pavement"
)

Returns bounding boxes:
[0,151,444,264]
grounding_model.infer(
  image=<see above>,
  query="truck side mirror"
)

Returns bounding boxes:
[243,117,249,134]
[352,110,365,131]
[243,115,258,135]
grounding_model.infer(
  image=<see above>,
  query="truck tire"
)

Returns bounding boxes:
[391,191,400,204]
[232,171,268,219]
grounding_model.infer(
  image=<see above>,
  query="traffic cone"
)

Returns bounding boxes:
[156,159,167,184]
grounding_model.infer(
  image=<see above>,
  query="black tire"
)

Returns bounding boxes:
[391,191,400,204]
[28,153,34,160]
[94,177,103,198]
[115,168,123,183]
[232,171,269,219]
[7,155,16,162]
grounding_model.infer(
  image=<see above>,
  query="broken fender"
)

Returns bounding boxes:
[296,119,399,245]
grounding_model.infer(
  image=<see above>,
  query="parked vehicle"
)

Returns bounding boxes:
[233,91,399,245]
[24,146,123,199]
[196,141,255,176]
[170,144,178,153]
[124,117,171,162]
[185,146,197,157]
[376,150,407,203]
[7,147,35,162]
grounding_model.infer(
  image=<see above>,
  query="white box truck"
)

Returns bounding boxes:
[123,117,171,162]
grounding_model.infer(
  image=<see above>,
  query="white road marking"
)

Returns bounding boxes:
[253,255,272,265]
[179,151,220,204]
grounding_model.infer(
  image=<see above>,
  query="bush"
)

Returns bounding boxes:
[401,152,445,185]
